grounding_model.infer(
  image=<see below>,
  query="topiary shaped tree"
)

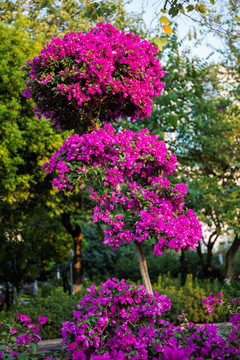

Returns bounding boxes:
[23,23,202,295]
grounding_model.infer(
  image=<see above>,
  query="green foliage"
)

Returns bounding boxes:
[0,288,86,339]
[0,0,147,40]
[81,224,116,281]
[0,22,73,295]
[0,22,63,205]
[154,273,230,324]
[113,244,183,284]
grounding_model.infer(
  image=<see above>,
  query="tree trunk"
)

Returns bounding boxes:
[61,268,71,294]
[180,249,191,274]
[134,241,153,295]
[62,213,83,293]
[206,242,214,278]
[197,243,206,278]
[73,232,83,293]
[225,234,240,280]
[180,249,191,284]
[197,232,218,278]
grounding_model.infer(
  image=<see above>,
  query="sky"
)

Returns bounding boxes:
[125,0,225,63]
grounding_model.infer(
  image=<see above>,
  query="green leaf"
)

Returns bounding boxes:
[209,0,215,4]
[198,4,207,14]
[159,15,170,25]
[169,7,179,16]
[18,354,29,360]
[31,342,38,354]
[160,37,168,45]
[186,5,194,12]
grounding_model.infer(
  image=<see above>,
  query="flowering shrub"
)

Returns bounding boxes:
[43,124,202,254]
[202,293,223,315]
[0,294,239,359]
[22,23,165,133]
[61,287,240,359]
[61,278,172,359]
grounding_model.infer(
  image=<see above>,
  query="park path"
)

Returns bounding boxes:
[37,338,64,354]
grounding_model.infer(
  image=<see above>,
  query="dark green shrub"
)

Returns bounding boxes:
[0,288,86,339]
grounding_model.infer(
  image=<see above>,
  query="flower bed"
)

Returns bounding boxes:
[1,280,239,360]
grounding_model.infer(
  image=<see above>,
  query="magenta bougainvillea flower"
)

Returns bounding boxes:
[22,23,165,133]
[202,293,223,315]
[38,315,48,325]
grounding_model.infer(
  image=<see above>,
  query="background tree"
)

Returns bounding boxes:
[147,0,239,53]
[0,22,71,296]
[0,0,146,39]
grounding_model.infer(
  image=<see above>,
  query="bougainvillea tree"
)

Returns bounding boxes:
[23,22,202,294]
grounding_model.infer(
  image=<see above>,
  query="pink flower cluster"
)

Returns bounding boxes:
[22,23,165,131]
[0,313,50,359]
[202,293,223,315]
[43,124,202,254]
[61,278,172,360]
[15,314,44,346]
[1,298,240,359]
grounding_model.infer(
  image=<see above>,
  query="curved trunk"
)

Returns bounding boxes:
[134,241,153,295]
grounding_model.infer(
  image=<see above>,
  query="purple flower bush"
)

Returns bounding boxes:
[61,287,240,360]
[60,283,240,360]
[43,124,202,255]
[22,23,165,133]
[1,298,240,359]
[62,278,172,360]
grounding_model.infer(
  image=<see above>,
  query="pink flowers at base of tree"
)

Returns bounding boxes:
[22,23,165,133]
[1,301,240,359]
[61,284,240,360]
[43,124,202,255]
[61,278,172,360]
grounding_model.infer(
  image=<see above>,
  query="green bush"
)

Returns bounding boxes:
[0,287,86,339]
[153,273,228,324]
